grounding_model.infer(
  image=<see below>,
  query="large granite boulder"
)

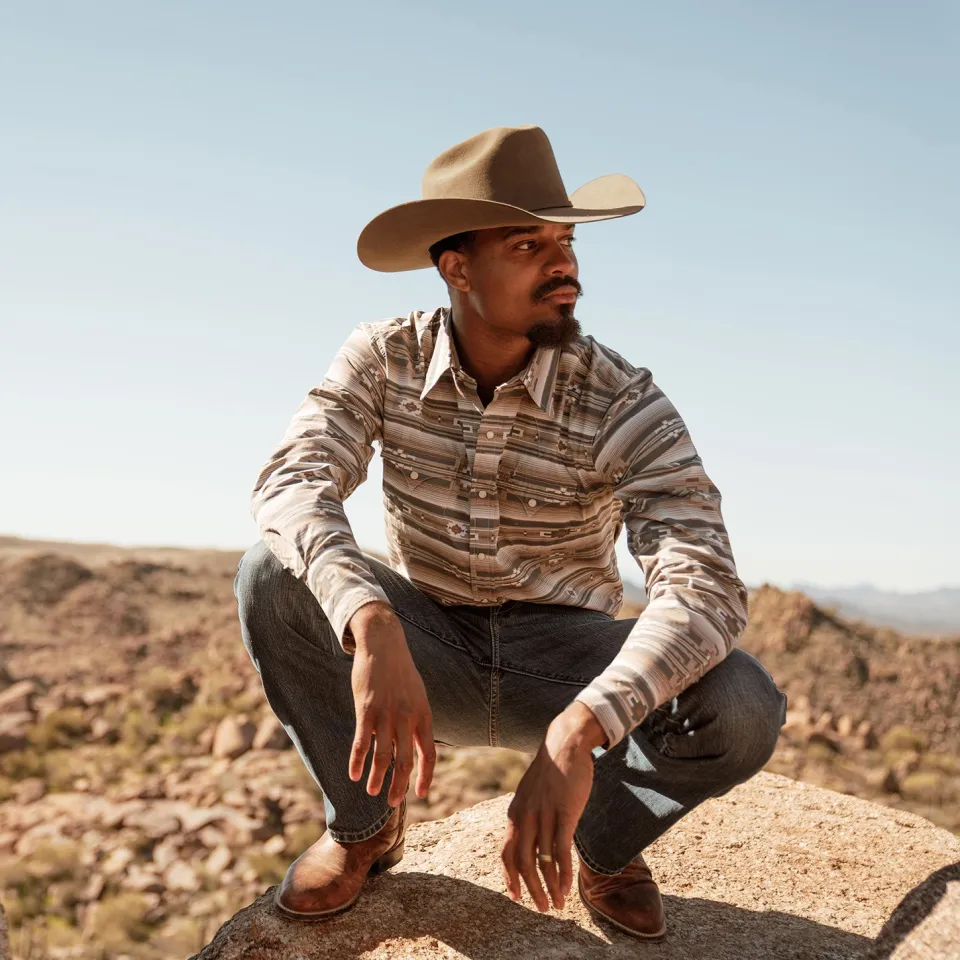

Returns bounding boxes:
[192,772,958,959]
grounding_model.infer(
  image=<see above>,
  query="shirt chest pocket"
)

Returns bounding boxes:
[381,447,469,512]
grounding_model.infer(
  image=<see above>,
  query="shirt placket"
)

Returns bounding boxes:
[453,375,522,604]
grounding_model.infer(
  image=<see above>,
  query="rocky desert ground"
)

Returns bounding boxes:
[0,535,956,959]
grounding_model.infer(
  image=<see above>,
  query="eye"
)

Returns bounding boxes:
[563,235,577,246]
[515,240,536,251]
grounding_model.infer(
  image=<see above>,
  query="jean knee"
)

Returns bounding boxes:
[714,650,787,776]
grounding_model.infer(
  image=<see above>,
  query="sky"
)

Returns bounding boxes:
[1,1,957,592]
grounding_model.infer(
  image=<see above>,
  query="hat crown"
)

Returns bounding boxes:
[421,125,571,212]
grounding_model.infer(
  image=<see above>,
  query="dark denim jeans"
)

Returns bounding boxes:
[234,540,787,875]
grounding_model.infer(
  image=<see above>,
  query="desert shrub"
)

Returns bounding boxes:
[40,914,83,949]
[0,855,29,889]
[919,752,960,776]
[0,748,45,781]
[246,852,287,885]
[26,838,83,881]
[120,707,160,751]
[168,700,230,743]
[149,916,207,956]
[88,892,154,950]
[137,665,198,717]
[0,775,13,802]
[900,770,954,805]
[880,725,926,753]
[27,707,89,751]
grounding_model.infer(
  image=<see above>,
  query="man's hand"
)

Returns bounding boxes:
[347,601,436,808]
[501,701,607,912]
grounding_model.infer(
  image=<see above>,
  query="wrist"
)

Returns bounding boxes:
[551,701,608,754]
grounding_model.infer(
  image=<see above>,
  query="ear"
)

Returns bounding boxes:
[438,250,472,293]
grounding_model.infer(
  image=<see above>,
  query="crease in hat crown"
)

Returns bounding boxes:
[357,124,645,272]
[422,126,572,211]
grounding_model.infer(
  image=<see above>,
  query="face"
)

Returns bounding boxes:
[439,222,583,347]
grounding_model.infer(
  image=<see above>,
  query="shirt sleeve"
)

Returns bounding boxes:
[573,369,749,749]
[250,323,391,653]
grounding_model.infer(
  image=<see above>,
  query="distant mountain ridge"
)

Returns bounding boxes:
[784,583,960,636]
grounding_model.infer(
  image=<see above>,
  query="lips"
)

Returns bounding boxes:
[542,287,579,304]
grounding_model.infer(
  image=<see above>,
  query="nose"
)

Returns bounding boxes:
[544,235,578,277]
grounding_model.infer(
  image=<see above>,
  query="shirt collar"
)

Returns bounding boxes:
[420,307,559,416]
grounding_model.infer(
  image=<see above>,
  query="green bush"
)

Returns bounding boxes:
[89,892,154,950]
[27,707,89,751]
[880,725,926,753]
[900,770,954,805]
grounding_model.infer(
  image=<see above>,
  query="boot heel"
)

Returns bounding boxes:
[370,840,404,874]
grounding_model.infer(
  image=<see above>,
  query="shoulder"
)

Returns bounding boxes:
[568,334,654,404]
[351,308,443,359]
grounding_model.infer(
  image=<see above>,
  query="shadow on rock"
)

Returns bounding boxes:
[864,860,960,959]
[193,872,874,959]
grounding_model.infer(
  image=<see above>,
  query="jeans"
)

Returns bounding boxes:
[234,540,787,875]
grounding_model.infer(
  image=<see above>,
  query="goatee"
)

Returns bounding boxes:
[526,305,582,347]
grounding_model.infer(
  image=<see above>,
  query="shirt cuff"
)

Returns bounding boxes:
[573,686,632,751]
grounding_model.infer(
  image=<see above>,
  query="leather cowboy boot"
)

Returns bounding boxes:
[274,799,406,920]
[577,852,666,940]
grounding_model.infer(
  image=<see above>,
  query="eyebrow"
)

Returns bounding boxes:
[501,225,575,240]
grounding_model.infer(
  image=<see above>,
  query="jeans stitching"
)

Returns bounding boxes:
[496,663,595,685]
[574,832,620,876]
[489,609,501,748]
[326,803,395,843]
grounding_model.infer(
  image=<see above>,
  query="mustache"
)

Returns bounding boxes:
[532,275,583,302]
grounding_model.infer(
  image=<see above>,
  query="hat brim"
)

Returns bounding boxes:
[357,173,646,272]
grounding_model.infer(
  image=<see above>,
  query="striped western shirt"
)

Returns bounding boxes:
[251,306,748,748]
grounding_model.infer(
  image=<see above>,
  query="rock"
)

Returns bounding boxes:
[0,711,32,753]
[122,866,165,894]
[90,716,116,741]
[864,861,960,959]
[262,834,286,856]
[13,777,46,804]
[211,717,256,760]
[0,679,39,714]
[152,837,182,872]
[205,845,233,875]
[101,846,135,877]
[79,873,106,902]
[836,714,855,738]
[252,714,290,751]
[81,683,126,706]
[164,860,201,893]
[193,773,959,960]
[123,807,181,839]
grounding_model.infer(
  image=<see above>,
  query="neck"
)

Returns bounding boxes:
[447,302,535,399]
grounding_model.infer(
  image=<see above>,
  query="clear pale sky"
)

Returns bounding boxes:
[2,2,957,592]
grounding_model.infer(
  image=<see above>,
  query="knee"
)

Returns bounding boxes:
[234,539,289,630]
[709,649,787,777]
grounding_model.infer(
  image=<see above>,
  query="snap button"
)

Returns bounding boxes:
[478,490,487,499]
[410,471,419,479]
[477,553,486,560]
[528,498,537,507]
[486,430,495,438]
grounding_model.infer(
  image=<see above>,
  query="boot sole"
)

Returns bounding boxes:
[274,813,406,921]
[577,873,667,941]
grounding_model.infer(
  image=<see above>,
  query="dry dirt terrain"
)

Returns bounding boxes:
[0,536,956,958]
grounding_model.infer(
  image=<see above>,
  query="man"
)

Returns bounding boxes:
[234,125,787,941]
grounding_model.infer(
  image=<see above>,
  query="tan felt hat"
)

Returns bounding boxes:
[357,125,645,272]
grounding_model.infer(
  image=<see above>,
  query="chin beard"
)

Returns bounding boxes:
[526,306,582,347]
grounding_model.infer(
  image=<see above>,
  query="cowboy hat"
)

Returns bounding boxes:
[356,125,645,272]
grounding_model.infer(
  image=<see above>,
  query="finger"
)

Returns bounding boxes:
[413,723,437,798]
[515,813,549,912]
[555,814,577,899]
[349,712,374,782]
[388,718,414,806]
[500,831,522,902]
[366,726,394,796]
[537,809,563,910]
